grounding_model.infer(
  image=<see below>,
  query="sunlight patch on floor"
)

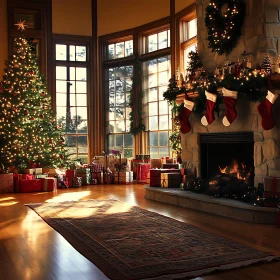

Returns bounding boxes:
[45,191,91,202]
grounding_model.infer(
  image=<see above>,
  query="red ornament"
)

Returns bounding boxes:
[39,114,43,119]
[30,70,34,75]
[42,92,45,96]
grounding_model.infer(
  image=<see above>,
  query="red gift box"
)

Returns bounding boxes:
[13,174,34,180]
[89,164,103,173]
[264,177,280,192]
[16,179,42,193]
[0,173,14,193]
[65,169,76,187]
[91,172,101,184]
[136,163,151,183]
[41,177,57,192]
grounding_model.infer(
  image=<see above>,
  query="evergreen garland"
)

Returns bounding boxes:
[205,0,246,55]
[129,61,146,135]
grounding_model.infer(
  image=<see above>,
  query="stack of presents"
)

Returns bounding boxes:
[0,167,58,193]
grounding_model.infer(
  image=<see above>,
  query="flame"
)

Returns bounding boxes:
[218,159,251,181]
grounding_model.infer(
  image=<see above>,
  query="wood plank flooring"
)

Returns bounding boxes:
[0,184,280,280]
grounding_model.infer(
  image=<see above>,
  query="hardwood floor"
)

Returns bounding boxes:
[0,184,280,280]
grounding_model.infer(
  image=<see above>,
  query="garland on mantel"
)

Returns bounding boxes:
[205,0,246,55]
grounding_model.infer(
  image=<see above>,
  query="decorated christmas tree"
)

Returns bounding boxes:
[186,49,203,77]
[0,21,69,170]
[261,53,272,75]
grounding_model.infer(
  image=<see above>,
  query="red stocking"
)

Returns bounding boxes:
[178,99,194,134]
[257,90,278,130]
[222,87,238,126]
[201,91,217,126]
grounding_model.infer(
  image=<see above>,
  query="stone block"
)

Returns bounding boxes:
[187,134,199,149]
[269,170,280,177]
[255,163,268,176]
[263,139,280,159]
[254,131,264,143]
[267,158,280,169]
[263,128,280,140]
[266,7,279,23]
[193,149,199,162]
[254,143,263,167]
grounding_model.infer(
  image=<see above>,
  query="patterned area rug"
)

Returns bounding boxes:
[26,200,279,280]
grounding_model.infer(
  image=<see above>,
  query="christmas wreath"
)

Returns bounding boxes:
[205,0,246,55]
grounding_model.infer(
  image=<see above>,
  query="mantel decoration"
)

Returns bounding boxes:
[163,49,279,138]
[205,0,246,55]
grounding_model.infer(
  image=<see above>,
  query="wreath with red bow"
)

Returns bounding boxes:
[205,0,246,55]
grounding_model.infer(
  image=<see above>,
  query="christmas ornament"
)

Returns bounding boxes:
[201,91,217,126]
[178,99,194,134]
[257,90,278,130]
[14,20,27,31]
[222,87,238,126]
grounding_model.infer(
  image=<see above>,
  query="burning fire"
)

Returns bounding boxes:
[218,159,251,181]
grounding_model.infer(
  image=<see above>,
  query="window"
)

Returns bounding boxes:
[143,56,171,158]
[180,13,197,77]
[55,43,89,163]
[143,28,170,54]
[106,65,134,157]
[107,38,133,60]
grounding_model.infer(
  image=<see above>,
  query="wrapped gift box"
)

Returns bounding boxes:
[0,173,14,193]
[132,159,151,178]
[162,163,180,169]
[264,177,280,192]
[89,163,103,173]
[149,169,181,187]
[41,177,57,192]
[91,172,102,184]
[57,174,68,188]
[35,174,48,179]
[65,169,76,187]
[16,179,42,193]
[136,163,151,183]
[160,173,182,188]
[114,171,133,184]
[42,168,57,177]
[72,177,82,187]
[76,168,91,185]
[13,174,34,180]
[24,168,43,174]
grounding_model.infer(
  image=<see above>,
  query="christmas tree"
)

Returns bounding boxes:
[186,48,203,77]
[0,21,69,170]
[261,53,272,75]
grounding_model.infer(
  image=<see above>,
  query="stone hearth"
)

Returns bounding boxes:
[144,186,278,224]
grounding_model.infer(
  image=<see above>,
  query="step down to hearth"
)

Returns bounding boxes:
[144,186,278,224]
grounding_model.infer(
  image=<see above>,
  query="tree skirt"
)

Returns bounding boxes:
[26,200,279,280]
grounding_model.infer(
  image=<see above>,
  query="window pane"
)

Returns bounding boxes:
[76,46,86,61]
[124,134,133,147]
[150,147,159,159]
[148,74,157,88]
[149,87,157,102]
[188,18,197,39]
[70,45,75,61]
[148,59,157,74]
[76,81,87,93]
[56,66,67,80]
[159,115,169,130]
[76,94,87,106]
[76,68,87,81]
[159,147,169,157]
[149,102,158,115]
[116,135,123,147]
[108,44,115,59]
[56,44,66,60]
[149,132,158,146]
[56,93,67,106]
[158,31,168,49]
[149,116,158,130]
[125,40,133,56]
[116,42,124,58]
[56,81,67,93]
[148,34,157,52]
[158,71,168,86]
[78,136,88,152]
[77,120,87,133]
[159,131,168,146]
[76,107,87,119]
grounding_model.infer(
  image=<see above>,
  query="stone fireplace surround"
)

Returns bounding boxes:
[181,95,280,187]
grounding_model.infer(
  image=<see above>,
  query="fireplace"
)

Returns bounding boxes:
[200,132,254,184]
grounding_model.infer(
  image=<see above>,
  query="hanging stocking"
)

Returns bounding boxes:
[201,90,217,126]
[257,90,278,130]
[178,99,194,134]
[222,87,238,126]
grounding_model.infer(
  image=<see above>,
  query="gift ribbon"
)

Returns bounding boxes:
[43,178,54,191]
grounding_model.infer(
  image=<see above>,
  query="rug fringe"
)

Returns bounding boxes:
[144,255,280,280]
